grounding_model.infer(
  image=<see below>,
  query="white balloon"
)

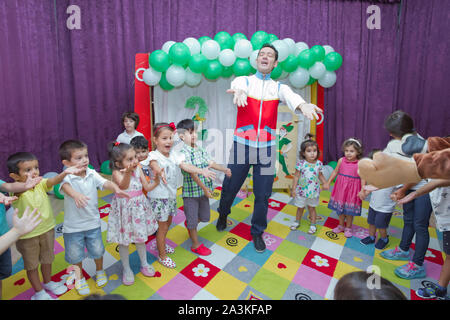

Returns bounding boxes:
[249,50,259,69]
[323,45,335,56]
[294,42,309,55]
[185,68,202,87]
[322,165,334,181]
[283,38,296,56]
[309,62,326,79]
[233,39,253,58]
[288,67,309,88]
[279,70,289,79]
[183,37,201,55]
[162,40,175,53]
[218,49,236,67]
[318,70,337,88]
[165,65,186,87]
[201,40,221,60]
[143,67,162,86]
[271,40,289,62]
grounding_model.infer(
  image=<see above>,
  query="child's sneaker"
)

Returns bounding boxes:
[375,237,389,250]
[360,236,376,245]
[416,282,448,300]
[31,290,55,300]
[307,225,317,235]
[43,280,68,296]
[332,225,345,234]
[290,221,300,230]
[380,246,410,261]
[74,278,91,296]
[95,270,108,288]
[394,261,426,279]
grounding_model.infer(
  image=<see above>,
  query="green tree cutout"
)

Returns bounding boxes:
[184,96,208,140]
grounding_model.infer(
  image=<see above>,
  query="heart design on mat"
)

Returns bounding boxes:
[154,271,162,277]
[14,278,25,286]
[277,263,287,269]
[109,274,119,281]
[238,266,248,272]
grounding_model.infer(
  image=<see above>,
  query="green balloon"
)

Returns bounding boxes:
[149,50,170,72]
[159,72,174,91]
[298,49,315,69]
[88,164,94,169]
[221,66,234,78]
[100,160,112,175]
[307,76,317,85]
[189,54,207,73]
[328,161,338,169]
[232,32,247,43]
[214,31,234,50]
[53,184,64,199]
[250,30,269,50]
[310,45,325,62]
[267,33,279,43]
[323,52,343,71]
[169,42,191,66]
[204,60,223,80]
[198,36,212,45]
[233,58,252,76]
[270,65,283,79]
[281,54,298,72]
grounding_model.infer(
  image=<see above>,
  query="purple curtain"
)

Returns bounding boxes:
[0,0,448,180]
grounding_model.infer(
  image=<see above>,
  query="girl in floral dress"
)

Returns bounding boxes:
[324,138,366,238]
[106,142,159,285]
[290,134,328,234]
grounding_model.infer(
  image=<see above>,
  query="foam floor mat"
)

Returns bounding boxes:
[4,187,446,300]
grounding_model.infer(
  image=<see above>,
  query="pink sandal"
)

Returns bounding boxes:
[140,265,156,277]
[159,256,176,269]
[332,225,345,234]
[344,228,353,238]
[191,243,211,256]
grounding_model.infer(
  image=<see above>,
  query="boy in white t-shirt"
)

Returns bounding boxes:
[58,140,129,296]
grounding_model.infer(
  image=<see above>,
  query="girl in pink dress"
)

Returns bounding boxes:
[324,138,366,238]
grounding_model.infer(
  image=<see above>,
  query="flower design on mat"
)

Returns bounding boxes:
[425,250,436,258]
[311,255,329,267]
[268,200,280,208]
[99,207,110,214]
[192,264,210,277]
[262,234,275,246]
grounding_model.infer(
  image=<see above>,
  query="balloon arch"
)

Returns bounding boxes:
[134,31,342,162]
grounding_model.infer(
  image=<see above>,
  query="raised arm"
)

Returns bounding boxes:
[278,83,321,120]
[208,161,232,178]
[46,164,84,189]
[179,162,216,181]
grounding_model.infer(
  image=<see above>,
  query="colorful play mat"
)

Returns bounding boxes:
[3,185,445,300]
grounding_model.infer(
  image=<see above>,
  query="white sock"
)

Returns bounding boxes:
[118,245,133,275]
[135,243,149,267]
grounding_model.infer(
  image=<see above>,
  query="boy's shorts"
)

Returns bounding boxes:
[63,227,105,264]
[183,196,211,229]
[443,231,450,255]
[294,196,319,208]
[367,207,393,229]
[15,229,55,271]
[0,248,12,280]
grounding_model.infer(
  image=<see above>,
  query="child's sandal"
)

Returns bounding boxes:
[165,244,175,254]
[308,225,317,234]
[159,256,176,269]
[290,221,300,230]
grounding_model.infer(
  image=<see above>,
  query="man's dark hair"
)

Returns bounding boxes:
[259,43,278,61]
[7,152,38,174]
[58,140,88,161]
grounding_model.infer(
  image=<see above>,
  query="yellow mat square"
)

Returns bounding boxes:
[265,220,290,239]
[262,252,300,281]
[204,270,247,300]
